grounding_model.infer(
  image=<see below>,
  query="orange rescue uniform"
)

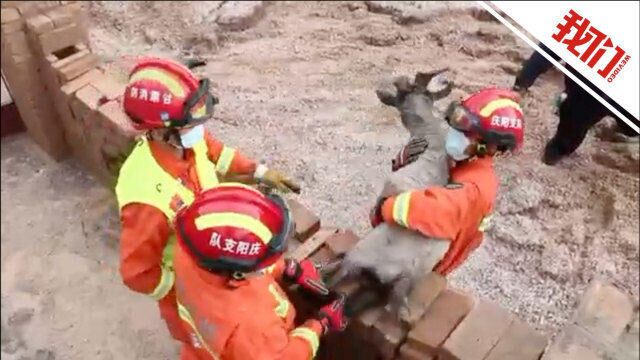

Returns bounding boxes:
[381,156,498,275]
[174,245,324,360]
[119,131,257,343]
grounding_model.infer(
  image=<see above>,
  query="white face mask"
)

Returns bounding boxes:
[179,125,205,148]
[445,127,471,161]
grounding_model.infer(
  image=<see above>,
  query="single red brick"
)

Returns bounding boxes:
[53,95,77,130]
[46,6,73,27]
[440,299,514,360]
[89,73,126,102]
[69,84,102,130]
[1,17,23,35]
[25,13,53,34]
[1,1,23,8]
[64,119,88,153]
[289,228,336,262]
[541,325,603,360]
[38,23,84,54]
[574,280,634,344]
[57,52,99,82]
[60,68,103,99]
[101,136,134,158]
[285,238,302,255]
[324,229,359,257]
[1,8,21,24]
[97,100,139,139]
[484,318,548,360]
[15,2,37,17]
[287,199,321,241]
[308,245,334,264]
[397,343,434,360]
[83,110,107,144]
[406,288,474,357]
[73,84,102,112]
[3,30,31,57]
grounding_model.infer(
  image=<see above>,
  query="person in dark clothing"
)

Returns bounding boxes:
[513,43,638,165]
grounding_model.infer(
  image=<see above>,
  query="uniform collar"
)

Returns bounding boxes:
[450,156,494,181]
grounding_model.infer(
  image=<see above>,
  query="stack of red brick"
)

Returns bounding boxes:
[1,1,74,159]
[1,1,140,186]
[285,199,550,360]
[542,281,638,360]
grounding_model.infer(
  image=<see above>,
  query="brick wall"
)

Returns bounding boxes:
[285,200,550,360]
[1,1,139,186]
[1,1,71,159]
[287,202,638,360]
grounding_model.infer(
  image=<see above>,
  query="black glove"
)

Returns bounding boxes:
[392,137,428,172]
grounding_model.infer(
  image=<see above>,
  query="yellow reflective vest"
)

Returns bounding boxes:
[115,136,219,300]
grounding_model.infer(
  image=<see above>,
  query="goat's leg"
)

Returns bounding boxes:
[399,240,450,326]
[387,275,412,320]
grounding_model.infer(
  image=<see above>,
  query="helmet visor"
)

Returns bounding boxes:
[445,102,481,133]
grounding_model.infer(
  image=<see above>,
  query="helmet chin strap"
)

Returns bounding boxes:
[476,143,488,157]
[161,128,185,149]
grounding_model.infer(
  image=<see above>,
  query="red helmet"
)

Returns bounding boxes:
[445,87,524,153]
[123,57,218,130]
[175,184,293,275]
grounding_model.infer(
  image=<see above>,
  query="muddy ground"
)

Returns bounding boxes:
[2,1,638,359]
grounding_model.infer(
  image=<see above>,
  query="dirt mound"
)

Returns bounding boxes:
[86,1,266,61]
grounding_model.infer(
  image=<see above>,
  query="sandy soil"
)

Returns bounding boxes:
[2,1,638,359]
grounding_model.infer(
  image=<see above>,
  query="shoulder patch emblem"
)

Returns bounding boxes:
[445,182,463,190]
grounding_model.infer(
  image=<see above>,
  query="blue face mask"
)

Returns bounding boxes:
[445,127,471,161]
[179,125,205,148]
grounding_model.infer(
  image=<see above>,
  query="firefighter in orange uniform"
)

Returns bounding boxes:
[115,58,300,344]
[372,88,525,275]
[173,184,348,359]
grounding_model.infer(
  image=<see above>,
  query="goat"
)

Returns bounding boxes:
[329,69,454,325]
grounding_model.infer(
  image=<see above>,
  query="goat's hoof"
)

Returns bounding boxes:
[399,302,425,327]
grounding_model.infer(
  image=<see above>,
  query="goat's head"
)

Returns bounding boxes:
[376,68,453,138]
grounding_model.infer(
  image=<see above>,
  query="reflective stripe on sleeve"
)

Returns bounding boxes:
[262,263,278,274]
[392,192,412,227]
[478,214,493,232]
[149,266,175,300]
[216,146,236,176]
[290,327,320,358]
[177,302,220,359]
[268,284,290,319]
[193,140,219,191]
